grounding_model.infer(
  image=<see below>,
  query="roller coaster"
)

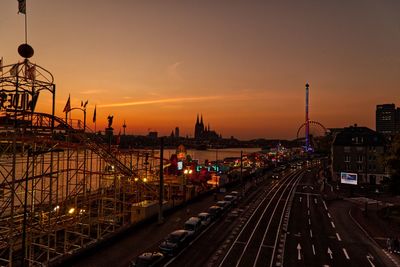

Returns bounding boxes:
[0,58,167,266]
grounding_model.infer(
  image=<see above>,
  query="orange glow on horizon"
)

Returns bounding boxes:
[1,1,399,139]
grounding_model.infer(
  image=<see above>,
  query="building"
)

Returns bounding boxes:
[376,103,400,135]
[331,125,386,185]
[194,114,220,140]
[175,127,180,138]
[148,131,158,139]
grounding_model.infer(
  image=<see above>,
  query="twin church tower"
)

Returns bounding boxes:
[194,114,221,140]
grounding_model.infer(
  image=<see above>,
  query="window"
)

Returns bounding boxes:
[344,146,351,153]
[344,155,351,162]
[345,163,351,171]
[356,155,363,162]
[357,164,363,171]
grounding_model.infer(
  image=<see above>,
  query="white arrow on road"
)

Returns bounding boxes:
[302,185,314,190]
[366,254,375,267]
[297,243,302,260]
[327,247,333,259]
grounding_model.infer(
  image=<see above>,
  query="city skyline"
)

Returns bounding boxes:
[1,1,399,139]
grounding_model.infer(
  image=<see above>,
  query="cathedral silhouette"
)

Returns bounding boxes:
[194,114,221,140]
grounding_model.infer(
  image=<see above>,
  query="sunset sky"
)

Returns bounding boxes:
[1,1,399,139]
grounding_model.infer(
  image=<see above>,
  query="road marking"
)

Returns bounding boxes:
[323,200,328,210]
[327,247,333,259]
[327,212,331,218]
[367,254,376,267]
[310,229,313,238]
[331,221,336,228]
[294,192,319,196]
[308,218,311,225]
[314,198,318,204]
[312,244,316,255]
[307,194,310,209]
[299,196,302,202]
[261,244,275,248]
[343,248,350,260]
[302,185,314,190]
[336,233,341,241]
[308,210,310,216]
[297,243,302,260]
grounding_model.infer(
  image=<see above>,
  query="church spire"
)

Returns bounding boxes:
[196,114,199,125]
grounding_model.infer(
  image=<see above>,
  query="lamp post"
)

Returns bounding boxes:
[183,168,192,201]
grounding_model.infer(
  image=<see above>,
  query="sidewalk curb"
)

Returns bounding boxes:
[349,208,400,267]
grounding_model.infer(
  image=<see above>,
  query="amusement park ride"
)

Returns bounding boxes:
[0,6,169,265]
[296,83,327,152]
[0,43,169,265]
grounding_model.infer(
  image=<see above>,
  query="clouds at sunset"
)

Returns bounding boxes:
[1,1,399,139]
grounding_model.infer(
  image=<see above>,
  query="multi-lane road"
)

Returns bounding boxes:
[284,168,393,267]
[166,165,396,267]
[67,163,396,267]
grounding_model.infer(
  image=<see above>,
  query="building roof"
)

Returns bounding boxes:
[333,126,386,146]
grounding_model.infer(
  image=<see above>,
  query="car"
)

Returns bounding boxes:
[272,171,280,179]
[159,230,190,256]
[184,217,202,235]
[230,191,241,200]
[197,212,212,227]
[216,200,230,210]
[224,194,237,205]
[208,205,223,220]
[130,252,164,267]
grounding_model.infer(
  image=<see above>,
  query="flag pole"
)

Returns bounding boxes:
[24,6,27,43]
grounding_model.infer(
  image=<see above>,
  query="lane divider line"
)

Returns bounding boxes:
[336,233,342,241]
[343,248,350,260]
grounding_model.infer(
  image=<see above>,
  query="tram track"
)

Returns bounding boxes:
[218,169,303,267]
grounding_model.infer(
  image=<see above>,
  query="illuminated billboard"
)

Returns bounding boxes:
[340,172,358,185]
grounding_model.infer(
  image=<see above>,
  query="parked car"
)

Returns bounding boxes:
[224,194,237,205]
[208,205,223,220]
[230,191,241,200]
[184,217,202,236]
[197,212,212,227]
[159,230,190,256]
[130,252,164,267]
[216,200,230,210]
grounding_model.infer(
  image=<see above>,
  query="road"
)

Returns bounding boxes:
[283,168,393,267]
[163,174,278,267]
[60,164,397,267]
[212,168,302,267]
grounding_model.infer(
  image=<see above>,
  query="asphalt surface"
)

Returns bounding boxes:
[59,175,268,267]
[59,164,399,267]
[216,168,303,267]
[284,168,393,267]
[164,174,274,267]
